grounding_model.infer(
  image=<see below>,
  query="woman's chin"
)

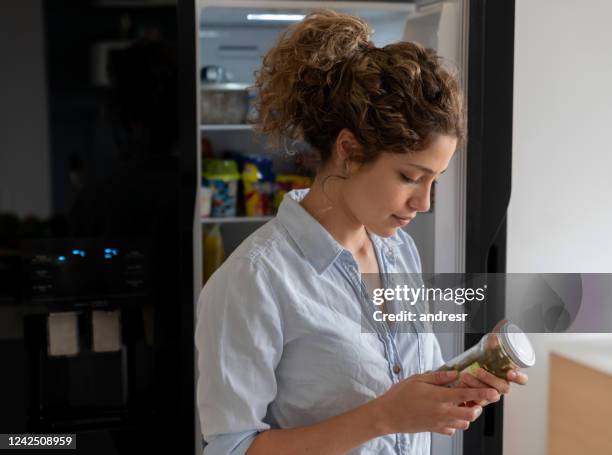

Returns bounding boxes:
[366,224,398,238]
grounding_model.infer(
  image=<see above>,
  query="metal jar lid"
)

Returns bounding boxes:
[498,322,536,368]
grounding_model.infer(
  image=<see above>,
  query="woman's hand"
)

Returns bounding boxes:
[457,318,530,407]
[373,370,500,437]
[458,368,529,407]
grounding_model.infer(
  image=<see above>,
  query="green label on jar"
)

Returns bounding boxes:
[461,361,481,376]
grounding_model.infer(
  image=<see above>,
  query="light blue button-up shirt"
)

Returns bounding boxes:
[195,189,445,455]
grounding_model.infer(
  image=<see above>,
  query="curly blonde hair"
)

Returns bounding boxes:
[254,9,465,164]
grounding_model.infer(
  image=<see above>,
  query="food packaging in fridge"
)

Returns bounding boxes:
[203,224,225,281]
[200,83,249,124]
[202,159,240,217]
[241,155,275,216]
[200,186,213,217]
[273,174,313,212]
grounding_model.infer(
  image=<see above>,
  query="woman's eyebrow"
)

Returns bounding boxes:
[405,163,448,175]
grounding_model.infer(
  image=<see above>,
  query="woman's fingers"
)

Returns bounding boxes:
[507,369,529,385]
[439,403,486,435]
[460,371,489,388]
[474,368,511,395]
[459,372,491,406]
[445,404,483,423]
[441,384,500,405]
[447,420,471,431]
[438,428,457,436]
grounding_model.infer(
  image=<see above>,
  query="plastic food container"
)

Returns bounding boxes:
[200,83,249,124]
[241,155,275,216]
[203,224,224,282]
[200,186,213,217]
[202,159,240,217]
[436,321,536,386]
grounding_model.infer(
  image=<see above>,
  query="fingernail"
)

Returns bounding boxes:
[475,407,482,417]
[487,390,499,400]
[508,371,517,380]
[446,370,457,378]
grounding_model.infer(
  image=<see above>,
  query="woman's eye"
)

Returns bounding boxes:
[400,174,419,184]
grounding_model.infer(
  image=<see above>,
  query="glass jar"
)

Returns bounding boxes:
[437,321,536,386]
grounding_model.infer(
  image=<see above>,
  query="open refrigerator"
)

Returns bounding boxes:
[0,0,515,453]
[192,0,516,454]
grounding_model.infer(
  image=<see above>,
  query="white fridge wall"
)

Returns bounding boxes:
[403,4,467,455]
[506,1,612,454]
[199,26,283,83]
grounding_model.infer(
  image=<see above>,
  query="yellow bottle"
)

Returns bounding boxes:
[203,224,225,282]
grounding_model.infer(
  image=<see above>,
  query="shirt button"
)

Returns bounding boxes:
[393,364,401,375]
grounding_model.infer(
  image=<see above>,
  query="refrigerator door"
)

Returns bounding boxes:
[465,0,516,454]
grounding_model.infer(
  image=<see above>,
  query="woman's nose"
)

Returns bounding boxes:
[408,185,431,213]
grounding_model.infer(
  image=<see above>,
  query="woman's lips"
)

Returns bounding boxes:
[392,214,414,226]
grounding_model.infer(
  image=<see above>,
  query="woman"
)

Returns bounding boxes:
[195,9,527,455]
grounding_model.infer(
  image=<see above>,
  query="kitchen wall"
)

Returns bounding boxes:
[506,0,612,453]
[0,0,51,218]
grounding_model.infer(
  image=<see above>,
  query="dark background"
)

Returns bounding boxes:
[0,1,196,453]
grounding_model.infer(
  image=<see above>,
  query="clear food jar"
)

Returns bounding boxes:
[437,321,535,386]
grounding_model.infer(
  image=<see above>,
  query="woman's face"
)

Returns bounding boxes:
[342,134,457,238]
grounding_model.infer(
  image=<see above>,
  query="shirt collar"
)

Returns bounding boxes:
[276,189,343,274]
[370,229,405,250]
[276,189,406,273]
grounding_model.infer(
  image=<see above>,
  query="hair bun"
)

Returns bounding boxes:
[288,9,372,71]
[254,9,372,146]
[254,9,464,162]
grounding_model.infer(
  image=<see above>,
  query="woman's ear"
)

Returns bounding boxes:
[334,128,362,163]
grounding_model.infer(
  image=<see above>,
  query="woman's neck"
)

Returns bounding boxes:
[299,171,371,256]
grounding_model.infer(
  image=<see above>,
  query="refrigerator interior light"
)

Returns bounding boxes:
[246,13,305,22]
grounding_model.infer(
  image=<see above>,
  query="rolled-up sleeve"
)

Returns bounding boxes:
[201,431,258,455]
[195,257,283,454]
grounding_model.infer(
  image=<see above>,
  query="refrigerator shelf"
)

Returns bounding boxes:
[201,216,272,224]
[200,124,254,131]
